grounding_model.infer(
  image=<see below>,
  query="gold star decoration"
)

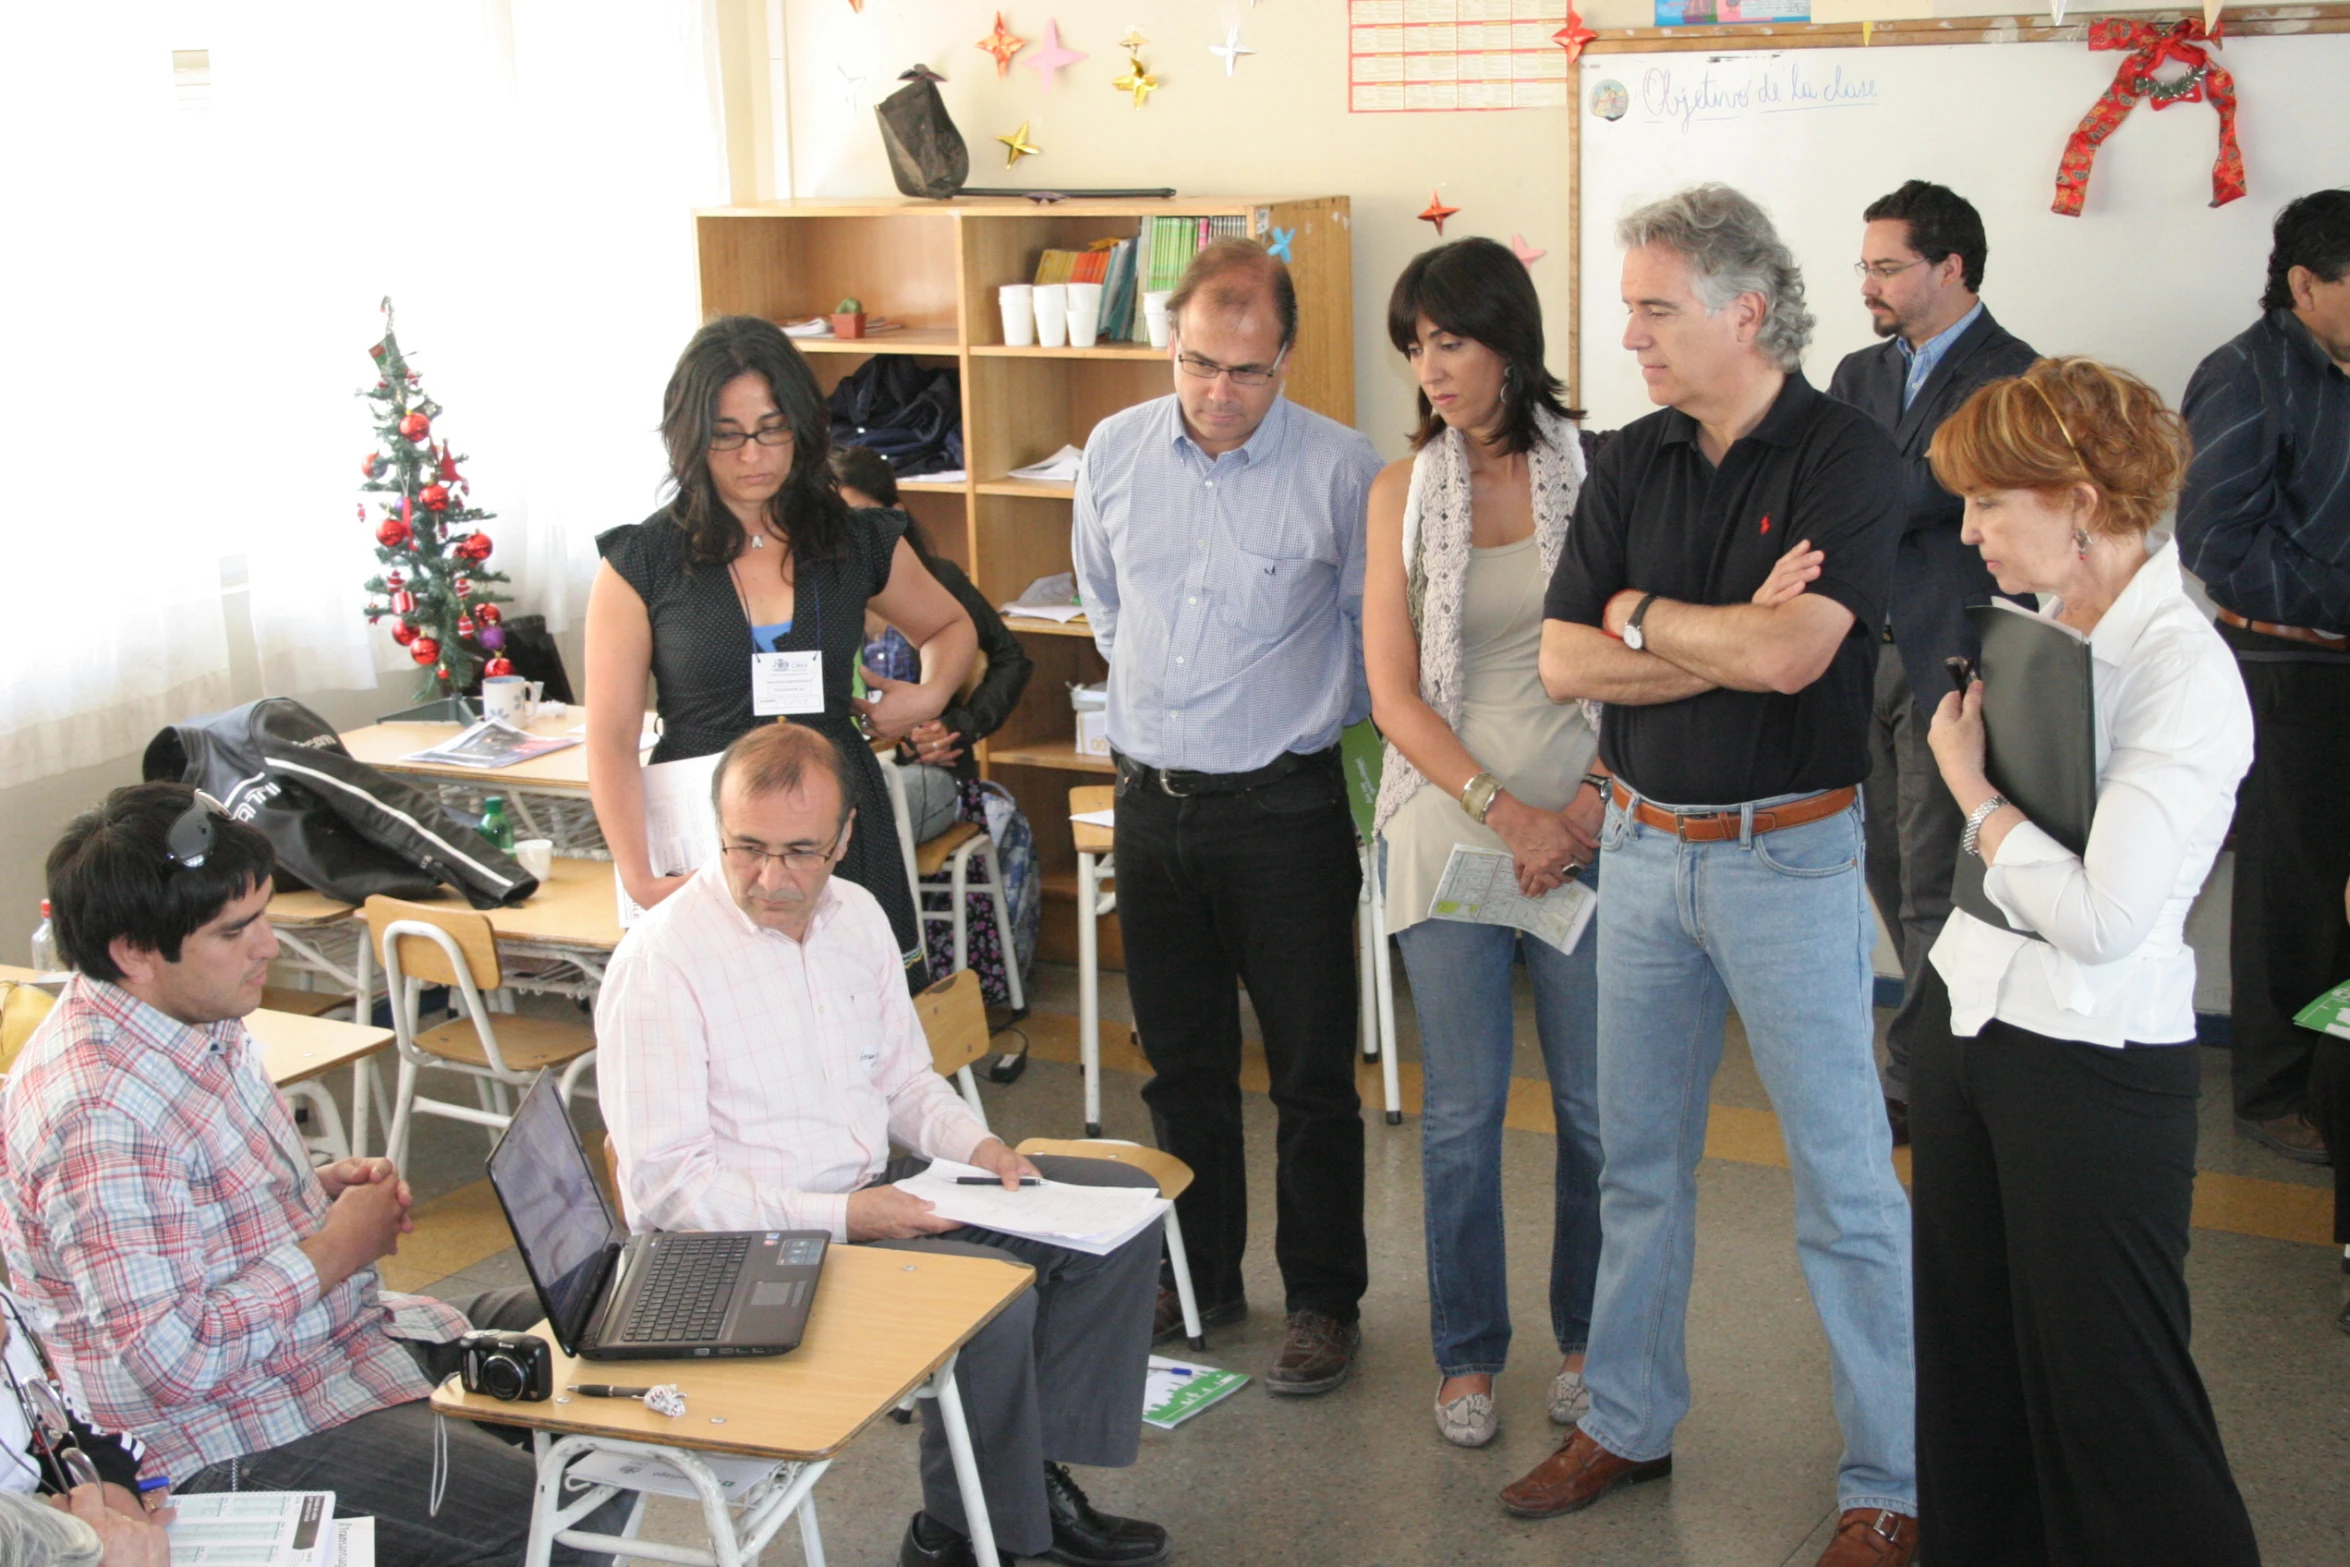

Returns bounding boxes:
[1112,50,1158,107]
[997,119,1041,167]
[977,11,1026,77]
[1117,28,1149,52]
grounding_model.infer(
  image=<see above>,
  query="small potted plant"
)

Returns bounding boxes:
[831,296,867,339]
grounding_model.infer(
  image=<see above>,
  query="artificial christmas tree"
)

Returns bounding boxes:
[357,299,514,695]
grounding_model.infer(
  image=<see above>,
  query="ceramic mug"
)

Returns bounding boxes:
[481,675,543,727]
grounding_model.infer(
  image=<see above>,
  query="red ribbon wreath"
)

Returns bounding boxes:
[2051,19,2244,218]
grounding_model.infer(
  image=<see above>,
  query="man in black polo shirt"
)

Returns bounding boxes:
[1506,185,1916,1567]
[2176,189,2350,1186]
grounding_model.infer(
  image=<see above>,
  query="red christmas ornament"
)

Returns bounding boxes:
[457,532,494,563]
[436,445,461,484]
[389,589,415,614]
[410,637,440,665]
[421,483,450,511]
[376,516,412,549]
[475,602,502,626]
[483,656,514,678]
[361,452,386,479]
[390,622,419,646]
[398,412,431,442]
[454,576,473,598]
[385,569,406,589]
[456,612,478,637]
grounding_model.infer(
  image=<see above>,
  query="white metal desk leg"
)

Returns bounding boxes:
[1076,849,1103,1138]
[1356,843,1378,1063]
[1369,843,1403,1125]
[799,1494,827,1567]
[929,1352,1002,1567]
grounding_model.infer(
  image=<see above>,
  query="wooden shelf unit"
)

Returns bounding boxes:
[694,195,1354,963]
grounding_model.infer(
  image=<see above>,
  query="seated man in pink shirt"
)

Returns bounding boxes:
[596,723,1167,1567]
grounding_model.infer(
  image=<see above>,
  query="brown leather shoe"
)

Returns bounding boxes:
[2238,1113,2332,1166]
[1814,1508,1918,1567]
[1262,1310,1359,1396]
[1498,1428,1671,1519]
[1150,1286,1245,1346]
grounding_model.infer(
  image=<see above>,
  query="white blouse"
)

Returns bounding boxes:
[1929,541,2253,1048]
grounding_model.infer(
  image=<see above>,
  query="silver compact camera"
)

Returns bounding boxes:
[458,1329,553,1401]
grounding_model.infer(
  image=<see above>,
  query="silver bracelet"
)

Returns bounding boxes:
[1960,794,2009,859]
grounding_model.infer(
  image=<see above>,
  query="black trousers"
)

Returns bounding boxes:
[2221,629,2350,1127]
[1112,755,1367,1320]
[1862,651,1965,1102]
[1910,974,2261,1567]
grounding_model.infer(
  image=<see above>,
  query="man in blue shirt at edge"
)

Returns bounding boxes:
[1072,238,1384,1395]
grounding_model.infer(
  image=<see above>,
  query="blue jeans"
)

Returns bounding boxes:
[1579,790,1915,1516]
[1395,867,1602,1378]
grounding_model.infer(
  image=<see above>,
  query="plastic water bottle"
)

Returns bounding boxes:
[30,900,62,974]
[480,797,517,853]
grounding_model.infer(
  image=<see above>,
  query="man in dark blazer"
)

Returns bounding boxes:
[1828,181,2039,1142]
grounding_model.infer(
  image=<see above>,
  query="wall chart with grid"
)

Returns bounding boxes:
[1348,0,1574,113]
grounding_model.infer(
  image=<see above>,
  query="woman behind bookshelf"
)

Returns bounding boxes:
[1912,358,2260,1567]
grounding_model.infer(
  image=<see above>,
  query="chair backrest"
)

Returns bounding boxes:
[1013,1136,1193,1200]
[365,895,504,990]
[912,968,989,1079]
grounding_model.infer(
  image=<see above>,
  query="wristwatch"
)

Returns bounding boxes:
[1580,771,1613,800]
[1960,794,2010,858]
[1622,593,1661,651]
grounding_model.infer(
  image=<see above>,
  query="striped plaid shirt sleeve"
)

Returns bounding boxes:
[28,1096,322,1408]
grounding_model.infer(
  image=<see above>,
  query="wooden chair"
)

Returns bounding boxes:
[912,968,991,1129]
[1016,1136,1209,1351]
[365,895,598,1171]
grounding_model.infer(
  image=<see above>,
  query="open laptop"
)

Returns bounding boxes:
[485,1071,829,1360]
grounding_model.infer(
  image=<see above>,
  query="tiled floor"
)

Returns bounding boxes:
[371,960,2350,1566]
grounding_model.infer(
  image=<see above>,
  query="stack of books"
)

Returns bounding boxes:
[1029,216,1257,345]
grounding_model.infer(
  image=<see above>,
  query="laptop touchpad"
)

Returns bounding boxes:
[752,1280,806,1308]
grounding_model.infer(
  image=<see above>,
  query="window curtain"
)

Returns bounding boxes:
[0,2,728,790]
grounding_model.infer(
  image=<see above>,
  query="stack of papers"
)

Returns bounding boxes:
[399,718,579,771]
[896,1159,1168,1256]
[569,1450,782,1501]
[170,1491,345,1565]
[1143,1355,1248,1429]
[1428,845,1598,956]
[616,751,722,928]
[1008,445,1084,484]
[1001,572,1086,624]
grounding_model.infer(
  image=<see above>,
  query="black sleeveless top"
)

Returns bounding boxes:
[597,507,924,973]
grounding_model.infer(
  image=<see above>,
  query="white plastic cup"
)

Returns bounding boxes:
[514,838,554,880]
[1065,282,1104,348]
[1032,284,1069,349]
[997,283,1035,347]
[1142,290,1174,350]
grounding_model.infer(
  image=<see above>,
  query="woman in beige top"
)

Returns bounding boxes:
[1365,238,1609,1450]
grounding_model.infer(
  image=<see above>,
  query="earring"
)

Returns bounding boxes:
[2074,527,2091,559]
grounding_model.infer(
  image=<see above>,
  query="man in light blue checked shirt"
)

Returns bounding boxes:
[1073,238,1383,1396]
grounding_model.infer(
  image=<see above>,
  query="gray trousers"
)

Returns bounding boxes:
[871,1155,1161,1557]
[182,1286,627,1567]
[1862,652,1965,1102]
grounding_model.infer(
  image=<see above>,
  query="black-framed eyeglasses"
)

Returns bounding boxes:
[1,1301,100,1494]
[165,791,230,871]
[709,423,794,453]
[1852,259,1928,282]
[719,814,854,875]
[1173,343,1289,389]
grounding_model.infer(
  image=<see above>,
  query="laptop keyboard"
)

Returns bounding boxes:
[620,1234,751,1343]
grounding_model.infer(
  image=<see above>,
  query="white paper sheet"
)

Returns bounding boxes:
[334,1517,375,1567]
[1070,809,1116,829]
[616,752,723,928]
[1426,845,1598,956]
[567,1450,782,1501]
[169,1490,335,1566]
[1008,444,1084,483]
[897,1159,1168,1255]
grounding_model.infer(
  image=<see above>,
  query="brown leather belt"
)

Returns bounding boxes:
[2216,607,2349,652]
[1610,782,1858,843]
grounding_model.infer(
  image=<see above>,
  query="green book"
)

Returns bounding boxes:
[1340,718,1383,843]
[1142,1356,1248,1429]
[2294,978,2350,1040]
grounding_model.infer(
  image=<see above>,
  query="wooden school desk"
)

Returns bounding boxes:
[338,709,655,857]
[431,1244,1035,1567]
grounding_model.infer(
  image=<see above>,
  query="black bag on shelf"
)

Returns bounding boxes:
[828,356,963,476]
[875,74,968,200]
[142,697,537,908]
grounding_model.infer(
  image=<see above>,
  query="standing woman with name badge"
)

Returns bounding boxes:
[586,316,976,974]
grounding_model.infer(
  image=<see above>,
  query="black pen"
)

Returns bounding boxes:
[570,1384,653,1398]
[955,1176,1041,1186]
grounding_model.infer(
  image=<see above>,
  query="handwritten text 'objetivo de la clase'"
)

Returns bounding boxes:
[1640,61,1880,130]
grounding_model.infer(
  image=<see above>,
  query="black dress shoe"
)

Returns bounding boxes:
[900,1511,977,1567]
[1043,1462,1170,1567]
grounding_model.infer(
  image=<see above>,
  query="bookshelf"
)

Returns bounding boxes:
[694,195,1355,964]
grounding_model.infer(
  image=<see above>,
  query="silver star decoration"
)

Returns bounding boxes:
[836,62,867,108]
[1209,24,1255,77]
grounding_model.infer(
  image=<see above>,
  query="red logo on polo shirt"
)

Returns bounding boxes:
[1759,514,1773,535]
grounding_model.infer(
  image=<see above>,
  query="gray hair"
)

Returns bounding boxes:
[1617,184,1814,372]
[0,1493,103,1567]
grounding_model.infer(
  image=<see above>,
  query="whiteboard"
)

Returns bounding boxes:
[1575,39,2350,430]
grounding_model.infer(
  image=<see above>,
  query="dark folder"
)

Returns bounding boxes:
[1949,600,2097,938]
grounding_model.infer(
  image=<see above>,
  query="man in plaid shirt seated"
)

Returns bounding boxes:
[0,783,620,1567]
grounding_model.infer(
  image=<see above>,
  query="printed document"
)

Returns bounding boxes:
[1427,845,1598,956]
[168,1490,335,1565]
[616,751,722,928]
[897,1159,1168,1256]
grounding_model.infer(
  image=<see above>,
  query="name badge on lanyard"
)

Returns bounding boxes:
[741,562,825,717]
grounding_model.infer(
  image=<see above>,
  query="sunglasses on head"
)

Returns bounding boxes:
[165,791,231,871]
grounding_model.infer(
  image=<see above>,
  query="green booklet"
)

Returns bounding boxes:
[1142,1356,1248,1430]
[2294,978,2350,1040]
[1340,719,1383,842]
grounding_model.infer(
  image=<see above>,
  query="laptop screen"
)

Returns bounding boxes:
[485,1072,627,1353]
